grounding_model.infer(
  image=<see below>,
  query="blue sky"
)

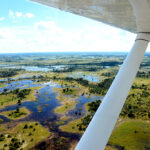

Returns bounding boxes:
[0,0,149,53]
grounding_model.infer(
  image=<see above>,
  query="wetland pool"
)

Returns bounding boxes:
[0,79,102,148]
[68,72,100,82]
[0,65,67,72]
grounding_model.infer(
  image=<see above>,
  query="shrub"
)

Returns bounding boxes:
[23,124,28,129]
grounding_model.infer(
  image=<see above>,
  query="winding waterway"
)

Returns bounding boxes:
[0,79,102,149]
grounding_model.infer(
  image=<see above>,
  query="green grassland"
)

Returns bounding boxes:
[0,107,31,120]
[53,83,88,114]
[0,86,42,109]
[108,120,150,150]
[0,118,3,122]
[0,84,7,88]
[0,122,50,150]
[55,100,77,114]
[59,117,83,134]
[60,116,150,150]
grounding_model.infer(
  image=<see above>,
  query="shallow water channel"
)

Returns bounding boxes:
[0,65,66,72]
[0,79,102,148]
[68,72,100,82]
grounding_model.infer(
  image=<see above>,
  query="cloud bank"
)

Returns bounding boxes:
[0,19,145,53]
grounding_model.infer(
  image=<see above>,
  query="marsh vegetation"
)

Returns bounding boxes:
[0,52,149,150]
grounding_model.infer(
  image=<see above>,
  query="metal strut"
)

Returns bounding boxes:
[76,0,150,150]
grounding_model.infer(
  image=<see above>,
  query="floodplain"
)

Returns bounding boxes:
[0,52,150,150]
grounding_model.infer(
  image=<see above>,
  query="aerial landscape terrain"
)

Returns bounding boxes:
[0,52,150,150]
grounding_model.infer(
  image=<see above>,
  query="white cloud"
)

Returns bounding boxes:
[0,17,5,21]
[16,12,23,17]
[34,21,63,33]
[1,20,150,53]
[25,13,35,18]
[8,10,35,19]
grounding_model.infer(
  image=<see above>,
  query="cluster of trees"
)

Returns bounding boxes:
[52,76,114,96]
[76,76,150,132]
[65,77,89,86]
[62,87,73,95]
[136,71,150,78]
[87,100,102,112]
[1,88,31,119]
[0,134,5,141]
[121,102,150,119]
[8,107,26,119]
[75,78,89,86]
[101,71,117,77]
[77,100,101,131]
[56,74,150,120]
[141,61,150,67]
[89,77,114,95]
[132,83,148,90]
[77,115,93,131]
[0,123,39,149]
[23,123,37,134]
[1,88,31,110]
[65,61,121,67]
[120,82,150,119]
[47,60,121,73]
[120,87,150,119]
[2,88,31,100]
[98,61,122,66]
[31,74,113,96]
[9,138,23,150]
[32,75,51,82]
[0,69,22,78]
[0,135,23,150]
[53,66,102,72]
[67,61,120,72]
[85,68,98,71]
[12,88,31,100]
[53,67,75,73]
[53,76,89,87]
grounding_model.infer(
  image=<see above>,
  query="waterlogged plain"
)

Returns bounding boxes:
[0,107,31,120]
[0,53,150,150]
[0,78,97,149]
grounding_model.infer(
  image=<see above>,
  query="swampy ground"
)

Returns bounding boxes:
[0,52,150,150]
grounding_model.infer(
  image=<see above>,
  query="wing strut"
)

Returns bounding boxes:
[76,1,150,150]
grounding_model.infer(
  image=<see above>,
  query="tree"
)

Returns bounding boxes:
[17,100,21,105]
[0,134,5,141]
[15,107,20,113]
[3,88,8,93]
[9,138,22,150]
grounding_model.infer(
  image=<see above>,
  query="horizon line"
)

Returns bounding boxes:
[0,51,150,54]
